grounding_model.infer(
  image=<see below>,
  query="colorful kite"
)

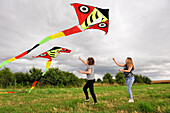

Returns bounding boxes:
[28,46,71,93]
[0,3,109,68]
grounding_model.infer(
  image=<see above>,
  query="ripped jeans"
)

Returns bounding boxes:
[126,76,135,99]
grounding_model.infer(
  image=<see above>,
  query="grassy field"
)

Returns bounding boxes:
[0,84,169,113]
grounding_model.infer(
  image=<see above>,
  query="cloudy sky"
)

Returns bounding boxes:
[0,0,170,80]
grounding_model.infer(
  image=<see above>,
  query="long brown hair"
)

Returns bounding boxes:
[126,57,135,70]
[87,57,95,65]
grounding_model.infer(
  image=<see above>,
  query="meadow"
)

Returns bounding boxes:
[0,84,169,113]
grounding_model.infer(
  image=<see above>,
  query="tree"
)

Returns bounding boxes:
[28,67,43,83]
[13,72,29,86]
[42,68,83,87]
[134,74,151,84]
[142,76,151,84]
[110,79,115,84]
[103,73,115,84]
[97,78,102,83]
[134,74,143,83]
[0,67,14,88]
[115,72,125,85]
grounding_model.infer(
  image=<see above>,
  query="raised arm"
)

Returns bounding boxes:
[78,68,91,74]
[113,58,125,67]
[79,56,88,65]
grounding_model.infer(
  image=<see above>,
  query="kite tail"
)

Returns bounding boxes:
[0,92,8,94]
[29,60,52,93]
[28,75,44,93]
[28,81,39,93]
[41,59,51,76]
[0,25,82,68]
[38,25,83,45]
[0,44,39,68]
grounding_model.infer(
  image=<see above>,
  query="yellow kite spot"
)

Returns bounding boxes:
[8,57,16,62]
[49,32,65,39]
[46,61,52,69]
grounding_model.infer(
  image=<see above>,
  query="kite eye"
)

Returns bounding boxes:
[98,23,107,28]
[40,54,47,57]
[79,5,90,14]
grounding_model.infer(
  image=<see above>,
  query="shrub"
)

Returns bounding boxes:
[41,68,83,87]
[103,73,115,84]
[97,78,102,83]
[0,67,14,88]
[115,72,125,85]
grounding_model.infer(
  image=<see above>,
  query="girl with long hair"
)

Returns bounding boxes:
[113,57,135,102]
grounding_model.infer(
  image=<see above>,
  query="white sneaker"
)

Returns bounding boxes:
[92,103,97,105]
[128,99,134,103]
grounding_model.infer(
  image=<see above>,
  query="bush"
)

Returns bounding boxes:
[13,72,30,87]
[115,72,125,85]
[142,76,151,84]
[0,67,83,88]
[40,68,83,87]
[134,74,143,83]
[97,78,102,83]
[115,72,151,85]
[0,66,152,88]
[28,67,43,83]
[134,74,151,84]
[103,73,115,84]
[0,67,14,88]
[110,79,115,84]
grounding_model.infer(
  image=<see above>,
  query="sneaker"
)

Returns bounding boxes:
[92,103,97,105]
[128,99,134,103]
[84,100,90,103]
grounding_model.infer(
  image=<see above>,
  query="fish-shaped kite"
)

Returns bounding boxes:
[28,46,71,93]
[0,3,109,68]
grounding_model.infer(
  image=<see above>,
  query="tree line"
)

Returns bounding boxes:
[0,67,151,88]
[97,72,151,84]
[0,67,82,88]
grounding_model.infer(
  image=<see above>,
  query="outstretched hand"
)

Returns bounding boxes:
[78,70,82,73]
[78,56,81,60]
[119,69,123,72]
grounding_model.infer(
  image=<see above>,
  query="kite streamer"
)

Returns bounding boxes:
[0,3,109,68]
[0,91,27,94]
[28,46,71,93]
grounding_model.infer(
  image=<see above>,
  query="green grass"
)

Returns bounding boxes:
[0,84,170,113]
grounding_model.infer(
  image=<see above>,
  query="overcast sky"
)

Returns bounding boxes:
[0,0,170,80]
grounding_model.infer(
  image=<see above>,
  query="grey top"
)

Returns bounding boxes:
[86,65,95,80]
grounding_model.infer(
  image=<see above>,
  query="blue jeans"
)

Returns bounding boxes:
[126,76,135,99]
